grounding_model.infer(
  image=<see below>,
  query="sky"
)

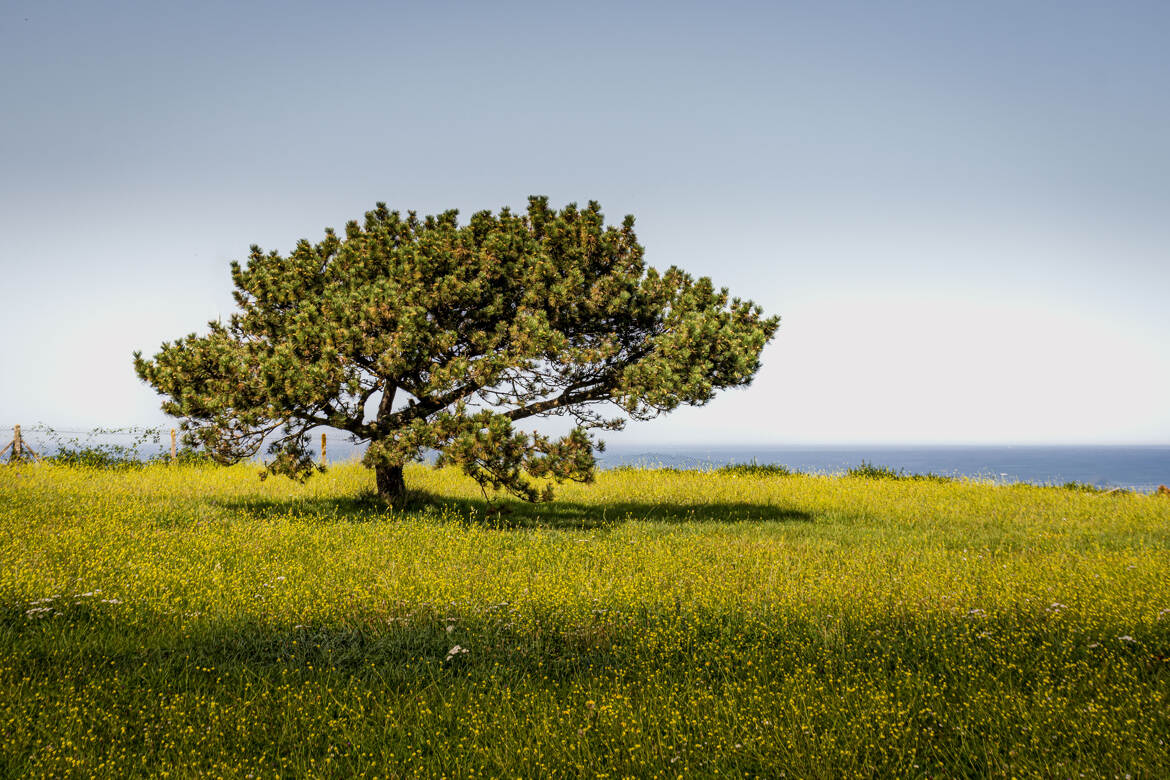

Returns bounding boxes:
[2,0,1168,446]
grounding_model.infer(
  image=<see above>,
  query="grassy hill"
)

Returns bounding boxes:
[1,462,1168,777]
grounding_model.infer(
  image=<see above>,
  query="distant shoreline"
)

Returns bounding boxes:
[14,431,1169,493]
[597,444,1170,493]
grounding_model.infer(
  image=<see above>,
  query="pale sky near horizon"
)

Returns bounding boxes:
[2,1,1168,446]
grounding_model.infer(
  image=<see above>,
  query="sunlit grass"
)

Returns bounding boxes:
[1,461,1168,777]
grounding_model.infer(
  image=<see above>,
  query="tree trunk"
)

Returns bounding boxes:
[375,462,407,505]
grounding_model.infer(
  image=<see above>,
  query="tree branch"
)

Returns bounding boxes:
[506,384,611,421]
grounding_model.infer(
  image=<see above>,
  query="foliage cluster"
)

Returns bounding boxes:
[1,463,1168,777]
[846,459,956,483]
[1061,480,1121,493]
[715,460,796,477]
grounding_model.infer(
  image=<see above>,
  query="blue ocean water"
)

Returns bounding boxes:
[597,445,1170,493]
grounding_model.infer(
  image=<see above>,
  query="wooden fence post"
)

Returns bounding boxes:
[1,424,40,464]
[170,428,177,462]
[321,432,327,466]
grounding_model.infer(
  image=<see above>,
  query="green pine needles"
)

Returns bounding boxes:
[134,197,779,503]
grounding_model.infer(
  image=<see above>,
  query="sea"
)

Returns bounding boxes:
[595,445,1170,493]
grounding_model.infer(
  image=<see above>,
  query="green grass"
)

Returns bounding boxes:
[1,462,1168,778]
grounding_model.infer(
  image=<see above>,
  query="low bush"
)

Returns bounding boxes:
[847,460,955,483]
[717,460,795,477]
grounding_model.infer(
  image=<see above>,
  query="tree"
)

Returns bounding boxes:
[134,197,780,504]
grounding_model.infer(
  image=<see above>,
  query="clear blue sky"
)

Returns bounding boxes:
[2,0,1168,445]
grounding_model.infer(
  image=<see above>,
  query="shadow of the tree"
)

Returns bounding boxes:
[4,604,1159,778]
[218,489,812,530]
[6,603,1148,692]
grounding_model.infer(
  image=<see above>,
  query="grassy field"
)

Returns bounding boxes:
[1,462,1168,778]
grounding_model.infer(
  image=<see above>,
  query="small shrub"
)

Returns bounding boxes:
[49,445,144,470]
[1061,481,1104,493]
[847,461,905,480]
[908,471,957,484]
[150,448,221,467]
[717,461,795,477]
[847,461,955,483]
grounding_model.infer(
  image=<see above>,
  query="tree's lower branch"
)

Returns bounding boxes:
[506,385,610,421]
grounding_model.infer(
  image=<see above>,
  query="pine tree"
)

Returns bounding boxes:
[134,197,779,504]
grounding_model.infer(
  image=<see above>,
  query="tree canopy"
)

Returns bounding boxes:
[134,197,780,503]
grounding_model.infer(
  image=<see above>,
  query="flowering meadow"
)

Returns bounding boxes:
[1,462,1168,778]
